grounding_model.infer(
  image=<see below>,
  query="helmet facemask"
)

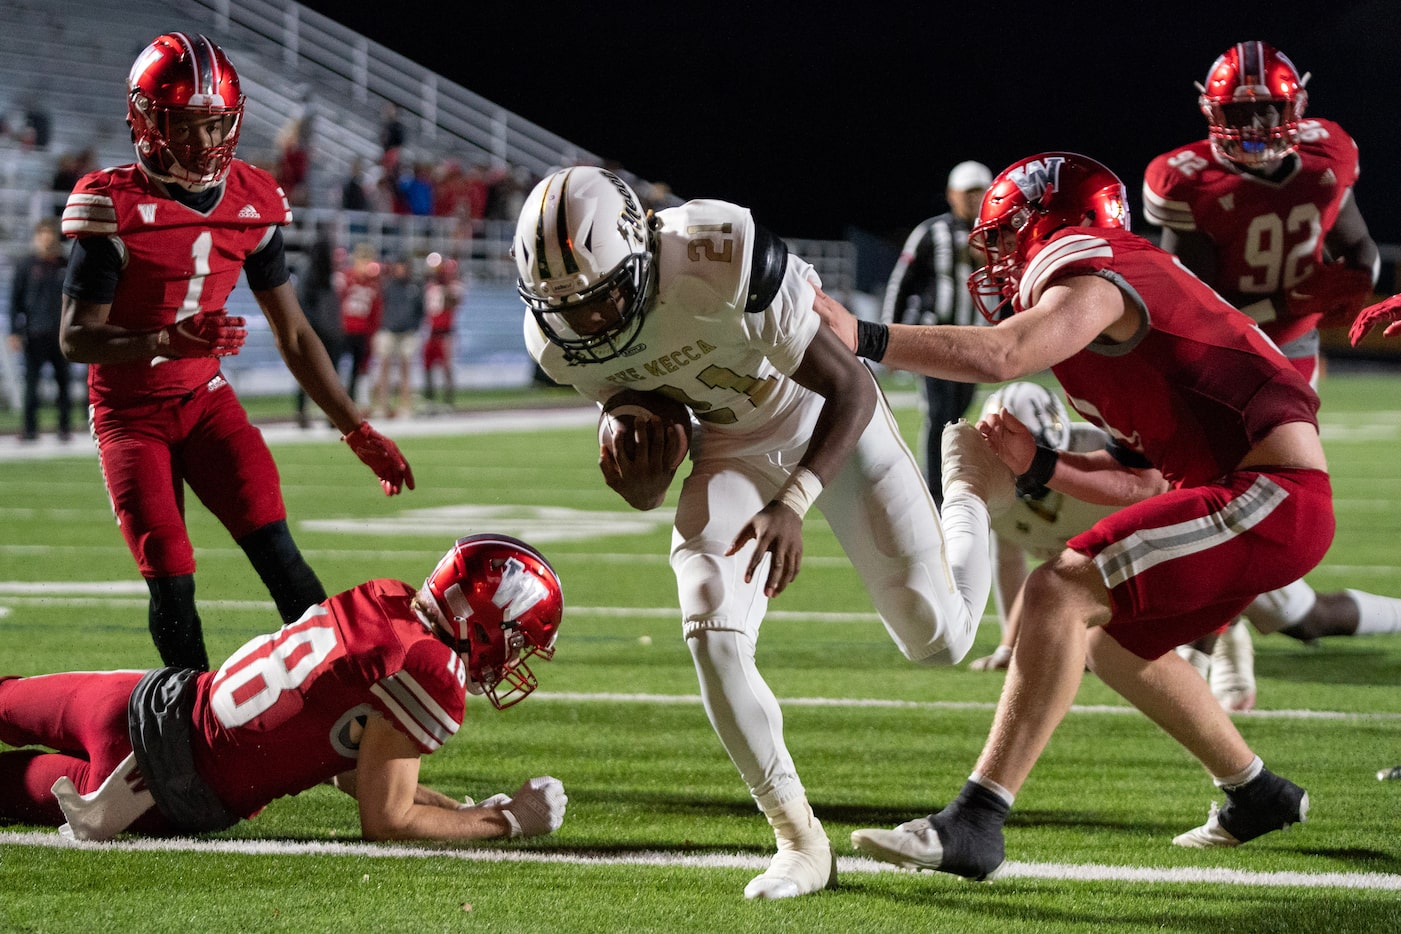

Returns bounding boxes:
[968,211,1031,322]
[1197,41,1309,169]
[521,250,654,365]
[515,167,655,364]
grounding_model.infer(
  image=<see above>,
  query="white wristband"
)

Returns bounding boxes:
[774,467,824,518]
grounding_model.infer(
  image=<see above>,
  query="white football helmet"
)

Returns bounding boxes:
[981,382,1070,451]
[514,166,654,364]
[512,165,652,364]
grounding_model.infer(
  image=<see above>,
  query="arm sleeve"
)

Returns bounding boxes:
[62,236,123,304]
[244,226,292,292]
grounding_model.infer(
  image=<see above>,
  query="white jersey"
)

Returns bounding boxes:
[991,423,1117,561]
[525,197,993,814]
[525,199,822,451]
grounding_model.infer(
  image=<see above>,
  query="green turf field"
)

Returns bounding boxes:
[1,372,1398,932]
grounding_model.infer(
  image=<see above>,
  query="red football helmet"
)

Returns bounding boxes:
[424,534,563,709]
[967,153,1129,319]
[1198,41,1309,167]
[127,33,245,191]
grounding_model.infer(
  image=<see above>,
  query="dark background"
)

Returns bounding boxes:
[298,1,1401,246]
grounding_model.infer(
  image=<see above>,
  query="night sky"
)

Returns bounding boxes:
[298,1,1401,246]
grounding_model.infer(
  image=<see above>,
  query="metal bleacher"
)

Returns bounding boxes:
[0,0,859,404]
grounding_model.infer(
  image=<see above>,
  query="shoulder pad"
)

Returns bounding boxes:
[744,223,789,313]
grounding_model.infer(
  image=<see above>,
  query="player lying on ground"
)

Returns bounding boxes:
[0,534,566,843]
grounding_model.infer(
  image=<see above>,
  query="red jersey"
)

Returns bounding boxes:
[188,579,468,819]
[1017,227,1320,489]
[335,265,384,337]
[61,161,292,406]
[1142,118,1361,343]
[424,279,463,335]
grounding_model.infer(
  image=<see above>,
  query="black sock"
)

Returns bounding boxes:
[929,781,1010,879]
[237,520,327,624]
[146,575,209,671]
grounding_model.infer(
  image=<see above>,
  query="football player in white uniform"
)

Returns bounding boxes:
[969,383,1401,714]
[516,166,1005,899]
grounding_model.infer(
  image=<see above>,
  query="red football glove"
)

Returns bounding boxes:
[343,421,415,496]
[1287,263,1374,330]
[160,309,246,358]
[1349,294,1401,347]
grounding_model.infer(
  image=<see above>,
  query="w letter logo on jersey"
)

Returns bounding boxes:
[1009,156,1066,203]
[137,203,158,224]
[493,557,551,622]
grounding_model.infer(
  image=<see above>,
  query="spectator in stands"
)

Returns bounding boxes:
[294,224,345,428]
[397,160,436,217]
[371,256,424,418]
[341,156,371,213]
[379,102,407,172]
[274,116,311,208]
[421,254,463,411]
[335,242,384,406]
[50,148,96,197]
[8,217,72,441]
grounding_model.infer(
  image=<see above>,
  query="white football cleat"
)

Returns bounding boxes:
[1210,620,1256,712]
[743,836,838,899]
[852,816,1004,880]
[851,817,945,870]
[52,752,155,842]
[1173,770,1308,848]
[745,799,836,899]
[941,420,1016,516]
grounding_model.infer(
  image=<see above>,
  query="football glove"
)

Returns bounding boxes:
[159,309,246,357]
[484,776,567,838]
[1350,293,1401,346]
[342,421,415,496]
[1286,263,1374,330]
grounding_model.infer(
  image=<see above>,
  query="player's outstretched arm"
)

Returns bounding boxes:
[352,716,563,842]
[257,282,414,495]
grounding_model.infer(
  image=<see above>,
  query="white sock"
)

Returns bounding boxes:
[969,772,1015,807]
[1214,755,1264,790]
[1347,589,1401,635]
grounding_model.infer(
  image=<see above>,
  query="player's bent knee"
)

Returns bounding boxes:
[869,564,976,667]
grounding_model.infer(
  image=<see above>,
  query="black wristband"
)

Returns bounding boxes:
[855,319,889,362]
[1016,444,1059,496]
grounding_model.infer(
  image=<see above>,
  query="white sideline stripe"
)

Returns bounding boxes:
[0,831,1395,890]
[531,691,1401,721]
[0,592,1395,722]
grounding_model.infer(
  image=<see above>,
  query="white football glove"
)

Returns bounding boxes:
[485,776,567,838]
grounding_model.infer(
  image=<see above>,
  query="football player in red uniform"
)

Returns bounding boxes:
[59,34,413,671]
[0,534,566,843]
[821,152,1331,877]
[1142,41,1380,703]
[1143,41,1379,384]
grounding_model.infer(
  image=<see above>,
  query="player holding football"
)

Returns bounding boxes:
[0,534,567,843]
[515,165,999,899]
[818,152,1330,877]
[1141,40,1380,703]
[59,34,413,671]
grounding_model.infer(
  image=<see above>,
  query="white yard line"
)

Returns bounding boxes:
[0,831,1396,890]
